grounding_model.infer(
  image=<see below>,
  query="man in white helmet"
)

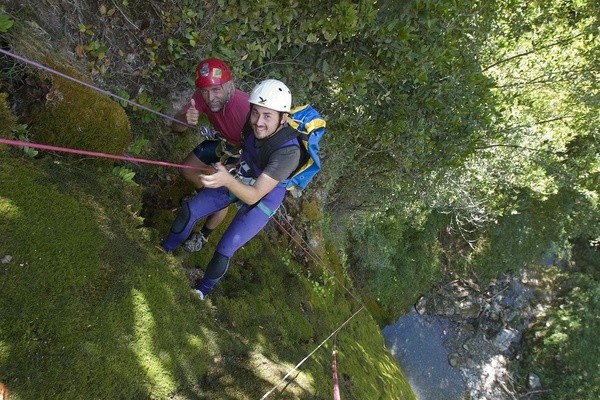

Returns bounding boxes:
[161,79,302,300]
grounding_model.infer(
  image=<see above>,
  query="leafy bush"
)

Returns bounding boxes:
[347,209,444,322]
[0,11,13,33]
[521,271,600,399]
[466,187,600,284]
[571,237,600,280]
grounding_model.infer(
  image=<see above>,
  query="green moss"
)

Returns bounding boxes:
[0,153,208,399]
[0,92,18,158]
[30,66,131,167]
[0,92,18,136]
[0,148,415,399]
[301,198,323,222]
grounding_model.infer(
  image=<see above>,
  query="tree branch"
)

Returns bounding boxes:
[493,115,575,135]
[482,33,586,72]
[474,144,543,152]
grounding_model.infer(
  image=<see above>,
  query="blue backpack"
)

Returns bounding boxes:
[254,104,326,196]
[284,104,326,194]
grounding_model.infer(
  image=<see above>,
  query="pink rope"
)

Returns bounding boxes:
[259,307,364,399]
[0,138,214,172]
[332,343,341,400]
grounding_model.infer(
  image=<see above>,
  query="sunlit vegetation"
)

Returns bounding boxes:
[0,0,598,398]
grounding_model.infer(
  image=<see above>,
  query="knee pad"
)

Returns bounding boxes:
[193,140,220,164]
[205,252,230,280]
[171,198,191,234]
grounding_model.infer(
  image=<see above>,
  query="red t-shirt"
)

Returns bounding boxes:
[186,89,249,146]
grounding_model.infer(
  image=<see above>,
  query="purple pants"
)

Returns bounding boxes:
[161,186,286,257]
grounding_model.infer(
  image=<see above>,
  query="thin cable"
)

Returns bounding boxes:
[274,211,325,265]
[274,207,326,266]
[271,214,363,305]
[0,48,195,129]
[0,138,214,172]
[259,306,364,399]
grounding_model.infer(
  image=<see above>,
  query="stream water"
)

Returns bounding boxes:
[382,270,543,400]
[382,310,467,400]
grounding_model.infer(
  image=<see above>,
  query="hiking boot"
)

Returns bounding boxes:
[192,289,205,301]
[183,232,208,252]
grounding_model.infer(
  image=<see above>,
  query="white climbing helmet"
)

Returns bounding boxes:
[249,79,292,112]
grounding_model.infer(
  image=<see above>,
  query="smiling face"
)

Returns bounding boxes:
[199,82,233,112]
[249,104,286,139]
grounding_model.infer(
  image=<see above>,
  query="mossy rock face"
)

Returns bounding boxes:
[30,68,131,166]
[0,92,18,136]
[301,198,323,222]
[0,92,18,156]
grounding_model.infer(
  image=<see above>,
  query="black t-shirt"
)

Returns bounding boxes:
[261,143,301,182]
[243,123,302,182]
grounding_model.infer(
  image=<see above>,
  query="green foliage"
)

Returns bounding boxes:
[131,90,166,123]
[14,125,38,158]
[347,209,445,321]
[127,137,150,156]
[330,0,600,315]
[466,187,600,283]
[114,89,131,108]
[521,270,600,399]
[0,93,35,157]
[308,0,499,217]
[0,11,14,33]
[75,21,111,75]
[112,166,138,186]
[82,39,109,60]
[30,66,131,167]
[571,237,600,280]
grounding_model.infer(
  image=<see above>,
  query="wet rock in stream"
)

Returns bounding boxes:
[385,268,554,399]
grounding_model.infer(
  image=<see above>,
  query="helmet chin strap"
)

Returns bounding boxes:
[219,84,234,115]
[279,112,289,126]
[224,82,235,103]
[263,119,286,140]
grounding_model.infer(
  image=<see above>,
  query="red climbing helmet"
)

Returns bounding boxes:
[195,58,232,88]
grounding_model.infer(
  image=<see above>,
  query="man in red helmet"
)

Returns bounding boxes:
[171,58,250,252]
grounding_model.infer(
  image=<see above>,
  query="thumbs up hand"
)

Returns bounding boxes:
[185,98,200,125]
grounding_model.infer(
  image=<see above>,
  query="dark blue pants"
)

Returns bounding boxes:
[161,186,286,257]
